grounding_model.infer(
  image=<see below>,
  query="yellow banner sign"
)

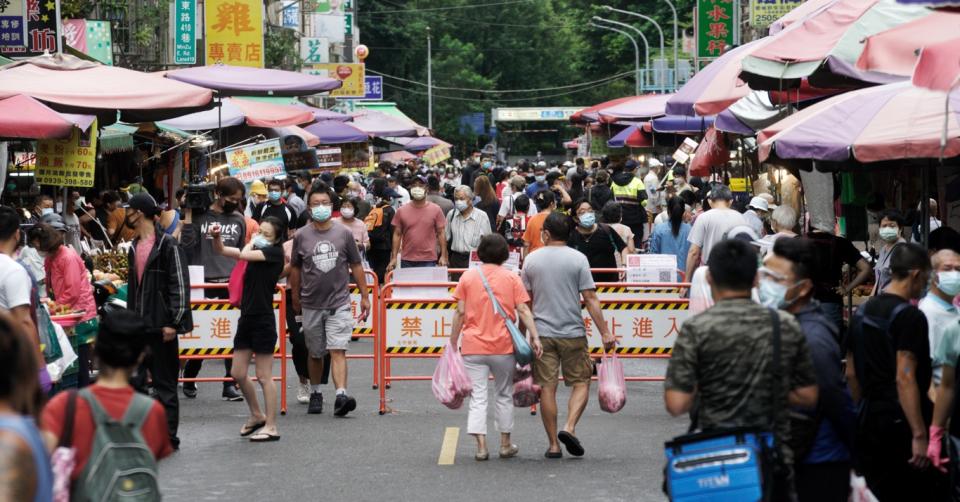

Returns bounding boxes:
[305,63,365,97]
[422,145,451,166]
[205,0,264,67]
[36,119,98,188]
[729,177,748,192]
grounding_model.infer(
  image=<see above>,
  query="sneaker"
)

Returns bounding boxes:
[334,394,357,417]
[308,392,324,414]
[296,382,311,404]
[222,385,243,402]
[182,383,197,399]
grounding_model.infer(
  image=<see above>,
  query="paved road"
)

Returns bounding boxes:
[160,340,685,502]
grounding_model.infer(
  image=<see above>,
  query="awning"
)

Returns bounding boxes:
[158,97,313,130]
[0,94,96,139]
[597,94,673,123]
[303,120,368,144]
[269,126,320,147]
[163,64,342,97]
[651,115,715,134]
[607,123,653,148]
[389,136,452,152]
[99,123,138,153]
[351,110,423,137]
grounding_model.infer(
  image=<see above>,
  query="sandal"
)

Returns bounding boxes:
[249,432,281,442]
[240,421,266,437]
[558,431,584,457]
[475,449,489,461]
[499,444,519,459]
[544,449,563,459]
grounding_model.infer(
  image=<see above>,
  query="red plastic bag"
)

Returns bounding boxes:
[227,260,248,308]
[512,365,541,407]
[432,342,473,410]
[598,351,626,413]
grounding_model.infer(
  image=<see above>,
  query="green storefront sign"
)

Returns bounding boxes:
[697,0,736,59]
[174,0,195,64]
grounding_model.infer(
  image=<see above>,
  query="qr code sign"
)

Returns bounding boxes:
[659,270,672,282]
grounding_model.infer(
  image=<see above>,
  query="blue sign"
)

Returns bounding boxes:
[362,76,382,100]
[282,1,300,29]
[459,113,485,135]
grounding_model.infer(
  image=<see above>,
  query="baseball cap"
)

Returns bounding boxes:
[40,213,65,231]
[747,196,769,212]
[128,192,159,217]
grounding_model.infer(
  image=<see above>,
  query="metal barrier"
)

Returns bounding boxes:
[179,283,289,414]
[347,270,380,389]
[377,276,693,415]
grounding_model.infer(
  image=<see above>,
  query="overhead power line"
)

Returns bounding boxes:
[368,69,635,94]
[363,0,535,14]
[379,74,632,103]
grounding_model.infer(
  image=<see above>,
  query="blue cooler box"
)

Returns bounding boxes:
[664,428,774,502]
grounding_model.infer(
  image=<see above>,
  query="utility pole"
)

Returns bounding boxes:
[603,6,667,92]
[591,19,646,95]
[427,26,433,131]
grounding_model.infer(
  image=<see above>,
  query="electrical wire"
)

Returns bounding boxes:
[363,0,535,14]
[380,75,632,103]
[368,69,635,93]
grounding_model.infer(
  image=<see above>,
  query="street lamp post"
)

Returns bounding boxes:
[590,21,643,95]
[593,16,651,94]
[426,26,433,131]
[602,6,667,92]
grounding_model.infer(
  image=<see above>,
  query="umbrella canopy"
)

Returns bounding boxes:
[269,126,320,148]
[351,110,423,137]
[0,53,212,122]
[390,136,452,152]
[856,11,960,77]
[896,0,960,5]
[0,94,96,139]
[666,39,767,117]
[380,150,417,163]
[164,64,342,97]
[569,96,636,124]
[157,98,314,129]
[759,81,960,163]
[911,37,960,91]
[607,123,653,148]
[293,104,352,122]
[740,0,929,89]
[158,99,246,130]
[303,120,369,144]
[597,94,673,123]
[768,0,839,34]
[651,115,715,134]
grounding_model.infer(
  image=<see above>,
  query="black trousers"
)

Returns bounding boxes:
[795,461,850,502]
[134,335,180,448]
[448,251,470,270]
[857,409,943,500]
[182,286,232,386]
[367,248,391,285]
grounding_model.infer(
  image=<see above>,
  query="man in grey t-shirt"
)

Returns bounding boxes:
[521,212,615,459]
[685,185,747,282]
[290,183,370,417]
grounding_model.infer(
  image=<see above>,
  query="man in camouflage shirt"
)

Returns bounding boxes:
[665,239,818,499]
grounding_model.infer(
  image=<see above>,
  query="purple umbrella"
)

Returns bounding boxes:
[164,64,342,97]
[391,136,452,152]
[715,111,757,135]
[665,39,766,117]
[597,93,673,122]
[294,104,351,122]
[158,99,246,130]
[651,115,715,134]
[303,120,368,144]
[351,110,422,137]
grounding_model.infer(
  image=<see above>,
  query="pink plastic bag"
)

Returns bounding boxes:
[597,351,626,413]
[512,365,541,407]
[227,260,248,308]
[432,343,473,410]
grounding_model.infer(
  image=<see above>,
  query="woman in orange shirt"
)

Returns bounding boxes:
[450,234,542,461]
[522,189,556,255]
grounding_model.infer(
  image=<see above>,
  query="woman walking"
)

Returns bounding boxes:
[450,234,542,461]
[649,197,692,273]
[567,199,626,283]
[212,216,286,442]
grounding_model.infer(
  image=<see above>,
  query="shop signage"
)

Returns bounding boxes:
[225,138,285,183]
[64,19,112,65]
[204,0,263,67]
[362,76,383,100]
[174,0,196,64]
[750,0,802,28]
[281,0,299,29]
[36,119,97,188]
[729,177,748,192]
[0,0,59,58]
[493,107,583,122]
[422,145,450,166]
[316,147,342,168]
[305,63,365,98]
[0,0,27,48]
[697,0,736,59]
[300,37,328,65]
[283,148,320,172]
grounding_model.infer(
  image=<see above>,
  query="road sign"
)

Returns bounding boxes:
[174,0,196,64]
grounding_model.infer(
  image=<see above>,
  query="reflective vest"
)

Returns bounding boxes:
[611,176,646,206]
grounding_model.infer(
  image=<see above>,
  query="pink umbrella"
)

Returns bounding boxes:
[0,94,95,139]
[911,37,960,91]
[569,96,637,124]
[164,64,342,97]
[767,0,839,34]
[597,93,674,123]
[857,11,960,77]
[380,150,417,163]
[228,98,314,127]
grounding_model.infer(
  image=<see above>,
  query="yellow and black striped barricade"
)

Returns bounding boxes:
[595,282,692,301]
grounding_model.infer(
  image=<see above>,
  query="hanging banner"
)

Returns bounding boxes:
[174,0,196,64]
[0,0,27,48]
[422,145,451,166]
[751,0,802,27]
[696,0,735,59]
[63,19,112,65]
[225,138,285,183]
[35,119,98,188]
[204,0,263,67]
[0,0,59,58]
[304,63,365,97]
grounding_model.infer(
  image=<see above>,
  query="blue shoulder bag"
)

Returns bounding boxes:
[477,266,534,366]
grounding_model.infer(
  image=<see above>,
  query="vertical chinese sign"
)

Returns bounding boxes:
[36,119,98,188]
[204,0,263,67]
[696,0,736,60]
[0,0,59,58]
[174,0,195,64]
[0,0,27,48]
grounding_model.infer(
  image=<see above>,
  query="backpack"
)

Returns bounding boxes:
[72,388,161,502]
[365,203,395,250]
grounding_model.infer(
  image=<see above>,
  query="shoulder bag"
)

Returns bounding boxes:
[477,266,533,366]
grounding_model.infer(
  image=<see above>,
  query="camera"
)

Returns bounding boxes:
[184,177,214,210]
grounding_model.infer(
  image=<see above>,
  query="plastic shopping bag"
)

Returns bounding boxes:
[431,343,473,410]
[597,351,626,413]
[512,365,540,407]
[46,321,77,383]
[227,260,248,308]
[850,473,879,502]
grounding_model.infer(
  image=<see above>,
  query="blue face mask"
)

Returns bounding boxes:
[252,235,272,249]
[938,271,960,297]
[535,175,546,184]
[41,207,54,216]
[758,278,803,309]
[268,191,282,202]
[579,212,596,228]
[311,205,332,222]
[455,200,469,213]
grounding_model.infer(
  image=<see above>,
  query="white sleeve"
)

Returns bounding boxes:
[498,195,511,218]
[2,264,32,309]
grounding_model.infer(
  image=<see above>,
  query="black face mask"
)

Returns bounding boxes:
[221,200,239,214]
[124,215,140,229]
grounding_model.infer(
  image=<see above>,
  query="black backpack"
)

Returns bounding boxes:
[365,203,395,250]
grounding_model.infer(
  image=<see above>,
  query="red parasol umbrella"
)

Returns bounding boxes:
[0,94,96,139]
[856,11,960,77]
[911,37,960,92]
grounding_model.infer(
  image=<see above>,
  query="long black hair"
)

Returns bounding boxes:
[668,196,685,237]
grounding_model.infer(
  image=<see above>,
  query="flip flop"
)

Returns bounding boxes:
[249,432,281,442]
[557,431,584,457]
[240,421,266,437]
[544,450,563,459]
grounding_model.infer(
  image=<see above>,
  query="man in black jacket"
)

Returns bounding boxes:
[126,193,192,449]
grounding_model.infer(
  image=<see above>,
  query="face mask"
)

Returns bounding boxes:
[879,226,899,242]
[410,187,426,200]
[579,212,596,228]
[455,200,469,213]
[446,173,455,179]
[41,207,53,216]
[252,235,272,249]
[758,279,789,309]
[74,199,82,210]
[268,191,282,202]
[938,271,960,296]
[124,215,140,229]
[311,205,332,222]
[340,207,355,219]
[535,175,546,183]
[221,200,239,214]
[349,191,361,198]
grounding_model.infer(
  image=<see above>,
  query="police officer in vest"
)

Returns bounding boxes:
[610,159,648,248]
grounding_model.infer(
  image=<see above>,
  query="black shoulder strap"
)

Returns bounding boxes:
[768,307,782,433]
[59,389,78,447]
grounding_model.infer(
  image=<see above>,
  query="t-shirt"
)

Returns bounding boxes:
[393,202,445,262]
[0,253,32,309]
[453,264,530,355]
[242,245,284,315]
[808,231,864,304]
[665,299,817,463]
[521,246,595,339]
[135,233,156,282]
[334,217,370,251]
[291,223,361,310]
[522,211,549,253]
[185,210,246,281]
[933,320,960,436]
[254,201,299,230]
[687,208,747,266]
[919,294,958,383]
[567,224,626,283]
[846,293,932,416]
[41,385,173,482]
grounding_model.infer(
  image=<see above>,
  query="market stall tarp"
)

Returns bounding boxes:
[390,136,453,152]
[351,110,422,137]
[651,115,715,133]
[911,37,960,91]
[269,126,320,147]
[99,123,138,153]
[303,120,369,144]
[163,64,342,97]
[380,150,417,163]
[569,96,636,124]
[666,39,767,117]
[759,81,960,163]
[0,53,212,122]
[157,99,246,130]
[607,123,653,148]
[0,94,96,139]
[158,98,314,129]
[856,11,960,77]
[353,103,430,136]
[716,91,793,134]
[768,0,839,34]
[597,94,673,123]
[293,104,351,122]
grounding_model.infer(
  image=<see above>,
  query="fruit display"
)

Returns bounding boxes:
[92,249,129,282]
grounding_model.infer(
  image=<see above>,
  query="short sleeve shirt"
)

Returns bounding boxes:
[291,223,361,310]
[393,202,445,261]
[453,264,530,355]
[241,245,285,315]
[687,208,747,266]
[521,246,595,339]
[0,254,33,309]
[808,231,864,304]
[522,211,549,253]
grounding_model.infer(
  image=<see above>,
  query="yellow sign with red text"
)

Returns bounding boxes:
[204,0,264,67]
[304,63,365,97]
[35,119,97,188]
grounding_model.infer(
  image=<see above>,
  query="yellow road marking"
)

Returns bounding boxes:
[438,427,460,465]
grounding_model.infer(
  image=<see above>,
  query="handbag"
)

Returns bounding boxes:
[227,260,248,308]
[663,308,785,501]
[477,266,533,366]
[52,390,78,502]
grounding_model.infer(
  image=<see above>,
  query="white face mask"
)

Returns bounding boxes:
[340,207,355,219]
[410,187,426,200]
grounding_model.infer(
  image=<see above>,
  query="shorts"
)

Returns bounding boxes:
[533,337,593,387]
[302,305,354,358]
[233,314,278,355]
